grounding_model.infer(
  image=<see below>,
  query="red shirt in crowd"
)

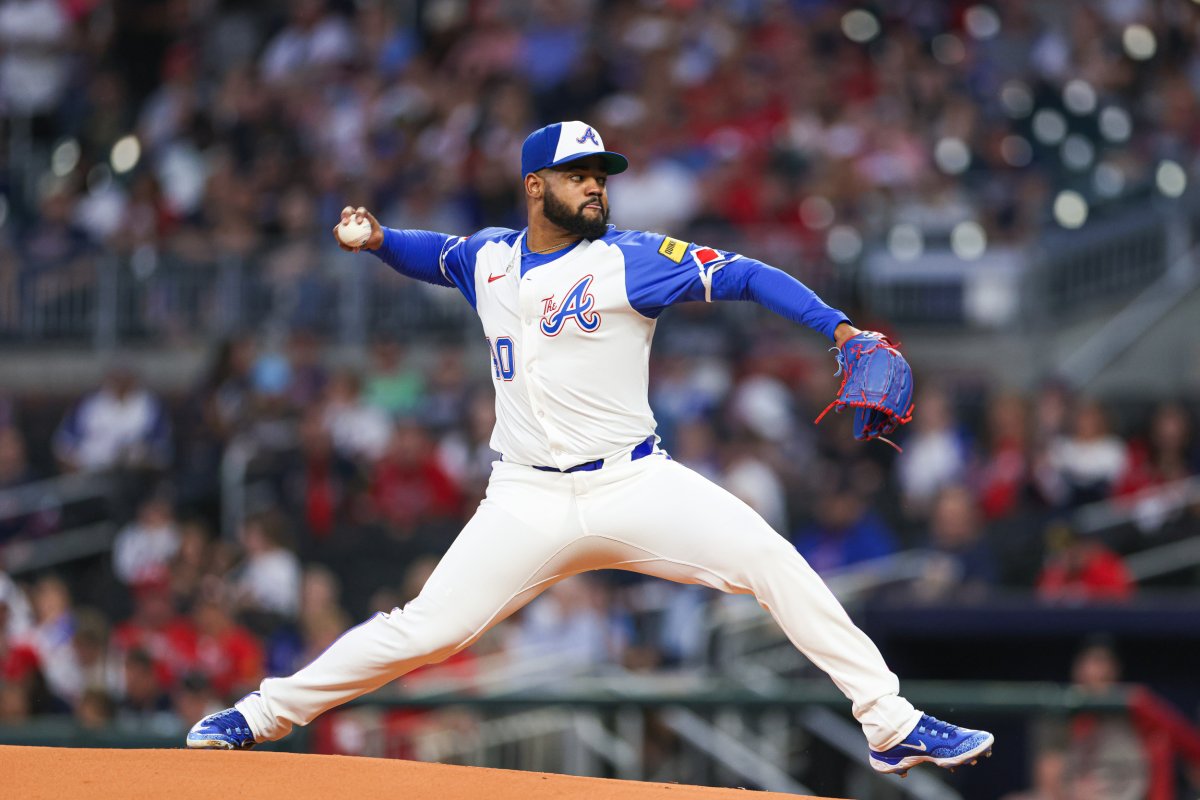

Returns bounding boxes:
[1038,543,1135,602]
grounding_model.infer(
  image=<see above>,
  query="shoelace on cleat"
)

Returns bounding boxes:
[208,709,249,734]
[915,716,960,740]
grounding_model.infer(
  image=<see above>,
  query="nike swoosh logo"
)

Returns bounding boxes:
[488,274,506,283]
[899,742,927,751]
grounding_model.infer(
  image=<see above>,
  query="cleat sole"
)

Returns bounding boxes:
[870,732,995,777]
[186,738,234,750]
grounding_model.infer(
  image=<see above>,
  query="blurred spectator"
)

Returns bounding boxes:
[59,608,112,707]
[15,183,95,333]
[437,391,502,506]
[112,494,181,589]
[27,574,78,705]
[277,409,361,544]
[192,585,263,701]
[791,482,898,575]
[668,419,722,481]
[275,564,349,676]
[75,686,115,730]
[169,519,216,609]
[116,647,172,723]
[323,369,393,464]
[1034,382,1073,444]
[720,440,788,533]
[53,365,172,472]
[507,576,621,671]
[171,673,220,732]
[0,570,34,639]
[258,0,355,87]
[0,0,72,122]
[194,337,256,444]
[0,425,56,543]
[974,393,1033,521]
[110,582,198,690]
[607,149,701,233]
[370,421,461,536]
[1037,523,1134,604]
[285,330,329,410]
[649,355,729,447]
[419,347,472,433]
[177,337,256,512]
[0,640,59,720]
[1117,402,1199,496]
[896,387,969,516]
[300,565,341,619]
[729,372,795,447]
[294,606,352,673]
[251,348,295,413]
[1040,400,1129,508]
[1059,640,1148,800]
[232,512,302,621]
[911,485,997,602]
[260,189,329,331]
[364,340,425,417]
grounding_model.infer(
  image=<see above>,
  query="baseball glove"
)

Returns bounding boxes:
[814,331,914,449]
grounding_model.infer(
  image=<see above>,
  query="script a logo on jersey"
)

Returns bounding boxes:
[576,126,601,146]
[540,275,602,336]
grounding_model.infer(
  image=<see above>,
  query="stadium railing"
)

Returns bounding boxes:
[3,193,1196,349]
[0,471,118,574]
[864,193,1199,330]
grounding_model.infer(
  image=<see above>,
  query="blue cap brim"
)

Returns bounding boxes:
[544,151,629,176]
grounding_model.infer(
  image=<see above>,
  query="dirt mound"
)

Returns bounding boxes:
[1,745,839,799]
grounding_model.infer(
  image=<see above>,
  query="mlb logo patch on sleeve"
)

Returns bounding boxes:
[658,236,688,264]
[691,246,721,266]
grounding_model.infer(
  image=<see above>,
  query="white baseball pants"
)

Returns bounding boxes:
[237,454,921,749]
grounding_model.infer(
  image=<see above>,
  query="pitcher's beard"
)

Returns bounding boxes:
[543,186,609,239]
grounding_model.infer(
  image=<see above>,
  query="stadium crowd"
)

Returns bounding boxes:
[2,0,1200,337]
[3,0,1200,795]
[2,333,1198,733]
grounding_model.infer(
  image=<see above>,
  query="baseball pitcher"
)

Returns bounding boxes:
[187,121,993,778]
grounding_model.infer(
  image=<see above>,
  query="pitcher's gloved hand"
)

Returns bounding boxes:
[815,331,914,449]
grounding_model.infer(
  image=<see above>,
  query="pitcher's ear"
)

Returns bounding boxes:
[525,172,543,198]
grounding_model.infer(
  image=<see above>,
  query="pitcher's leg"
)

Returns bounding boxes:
[240,471,598,742]
[582,458,919,749]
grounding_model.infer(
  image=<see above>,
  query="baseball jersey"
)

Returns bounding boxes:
[374,226,848,470]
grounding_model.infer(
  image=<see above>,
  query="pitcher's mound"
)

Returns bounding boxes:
[1,745,841,799]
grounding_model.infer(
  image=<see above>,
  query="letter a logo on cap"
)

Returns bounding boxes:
[576,127,600,146]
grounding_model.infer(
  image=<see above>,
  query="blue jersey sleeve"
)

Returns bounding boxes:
[373,228,456,288]
[619,230,850,340]
[721,257,850,341]
[372,226,517,309]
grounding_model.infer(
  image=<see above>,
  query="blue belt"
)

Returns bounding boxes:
[532,435,657,473]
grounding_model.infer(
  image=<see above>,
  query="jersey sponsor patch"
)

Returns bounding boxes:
[658,236,688,264]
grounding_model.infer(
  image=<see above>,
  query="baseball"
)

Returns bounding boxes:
[338,217,372,248]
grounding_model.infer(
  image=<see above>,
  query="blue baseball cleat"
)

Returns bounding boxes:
[869,714,994,777]
[186,707,258,750]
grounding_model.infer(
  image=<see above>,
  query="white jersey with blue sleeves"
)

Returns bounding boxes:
[443,227,661,469]
[383,224,847,469]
